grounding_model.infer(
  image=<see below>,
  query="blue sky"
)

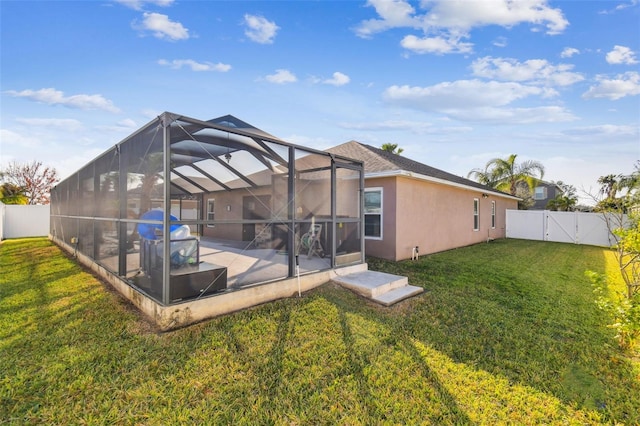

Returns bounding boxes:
[1,0,639,205]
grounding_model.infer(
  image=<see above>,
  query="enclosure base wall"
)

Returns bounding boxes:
[50,235,367,331]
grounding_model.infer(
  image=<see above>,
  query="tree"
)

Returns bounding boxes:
[598,174,620,200]
[0,161,59,205]
[588,164,640,351]
[546,181,578,211]
[467,154,545,204]
[546,194,577,211]
[381,143,403,155]
[0,183,28,205]
[595,170,639,213]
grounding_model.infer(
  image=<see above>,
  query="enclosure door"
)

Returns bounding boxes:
[242,195,271,242]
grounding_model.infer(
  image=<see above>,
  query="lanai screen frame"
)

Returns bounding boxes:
[50,112,364,305]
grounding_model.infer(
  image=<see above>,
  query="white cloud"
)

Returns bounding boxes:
[141,109,162,119]
[560,47,579,58]
[339,120,432,131]
[115,0,174,11]
[384,80,545,109]
[243,14,279,44]
[138,12,189,41]
[471,56,584,86]
[448,106,576,123]
[383,80,576,123]
[264,69,297,84]
[14,117,83,132]
[158,59,231,72]
[0,128,42,148]
[422,0,568,34]
[401,34,473,54]
[606,45,638,64]
[323,72,350,86]
[493,36,507,48]
[119,118,137,128]
[563,124,639,137]
[599,0,639,14]
[6,88,120,113]
[355,0,569,51]
[338,119,473,135]
[582,72,640,100]
[95,118,139,132]
[354,0,419,38]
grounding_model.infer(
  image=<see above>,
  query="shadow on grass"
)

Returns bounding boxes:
[3,238,639,424]
[369,239,640,424]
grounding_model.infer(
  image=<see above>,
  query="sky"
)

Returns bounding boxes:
[1,0,639,205]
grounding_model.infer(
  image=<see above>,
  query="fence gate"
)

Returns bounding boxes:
[546,211,576,244]
[506,210,622,247]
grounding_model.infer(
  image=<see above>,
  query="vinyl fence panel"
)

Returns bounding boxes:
[506,209,622,247]
[505,210,545,241]
[577,213,617,247]
[0,204,50,239]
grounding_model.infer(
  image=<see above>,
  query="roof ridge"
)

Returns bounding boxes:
[328,141,514,198]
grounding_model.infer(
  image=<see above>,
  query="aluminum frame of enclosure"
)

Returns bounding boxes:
[50,112,364,306]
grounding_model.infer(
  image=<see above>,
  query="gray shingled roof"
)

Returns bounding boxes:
[327,141,515,198]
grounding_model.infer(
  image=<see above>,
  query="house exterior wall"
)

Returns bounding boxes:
[365,176,517,261]
[363,177,397,260]
[532,182,560,210]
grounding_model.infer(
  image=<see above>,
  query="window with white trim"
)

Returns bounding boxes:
[473,198,479,231]
[207,199,215,228]
[364,188,382,239]
[491,200,496,229]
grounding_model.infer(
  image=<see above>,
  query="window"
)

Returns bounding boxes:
[491,200,496,229]
[364,188,382,239]
[207,199,215,228]
[473,198,479,231]
[534,186,547,200]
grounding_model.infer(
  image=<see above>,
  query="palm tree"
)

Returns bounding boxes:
[381,143,403,155]
[468,154,545,196]
[596,168,640,212]
[546,194,577,211]
[466,166,502,188]
[597,174,620,200]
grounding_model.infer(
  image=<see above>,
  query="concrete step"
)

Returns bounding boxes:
[372,285,424,307]
[332,270,408,298]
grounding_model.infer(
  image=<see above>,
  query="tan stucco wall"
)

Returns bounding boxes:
[202,187,272,240]
[363,177,397,260]
[365,176,517,261]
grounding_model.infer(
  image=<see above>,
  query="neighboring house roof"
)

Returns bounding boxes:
[207,114,283,142]
[328,141,518,200]
[534,180,563,192]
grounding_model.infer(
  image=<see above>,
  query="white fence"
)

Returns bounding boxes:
[506,209,624,247]
[0,203,50,240]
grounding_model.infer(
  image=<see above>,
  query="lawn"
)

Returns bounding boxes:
[1,237,639,425]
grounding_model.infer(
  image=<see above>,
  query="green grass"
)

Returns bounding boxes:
[1,237,639,425]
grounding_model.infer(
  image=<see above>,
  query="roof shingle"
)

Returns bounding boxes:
[327,141,514,198]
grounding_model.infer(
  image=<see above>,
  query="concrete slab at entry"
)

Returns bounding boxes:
[332,270,423,305]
